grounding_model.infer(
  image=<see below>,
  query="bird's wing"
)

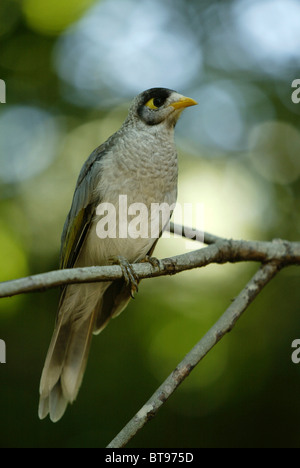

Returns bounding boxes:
[60,141,111,270]
[39,141,118,421]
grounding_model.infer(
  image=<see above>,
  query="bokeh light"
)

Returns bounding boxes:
[0,106,61,185]
[22,0,96,36]
[249,121,300,184]
[232,0,300,76]
[54,0,202,106]
[177,81,275,154]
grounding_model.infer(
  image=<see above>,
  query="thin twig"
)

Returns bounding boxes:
[106,262,280,448]
[168,222,224,244]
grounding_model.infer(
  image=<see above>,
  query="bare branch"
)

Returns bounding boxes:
[168,222,224,244]
[106,262,280,448]
[0,233,299,298]
[0,225,298,446]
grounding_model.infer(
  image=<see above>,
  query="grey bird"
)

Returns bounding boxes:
[38,88,197,422]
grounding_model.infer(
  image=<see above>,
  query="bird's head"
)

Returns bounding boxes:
[127,88,197,129]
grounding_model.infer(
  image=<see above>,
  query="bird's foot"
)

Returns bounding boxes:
[142,255,161,269]
[109,255,139,298]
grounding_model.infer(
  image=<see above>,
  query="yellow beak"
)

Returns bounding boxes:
[170,96,198,110]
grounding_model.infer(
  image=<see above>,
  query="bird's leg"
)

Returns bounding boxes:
[109,255,139,298]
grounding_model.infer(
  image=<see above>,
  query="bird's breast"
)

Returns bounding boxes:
[83,133,178,265]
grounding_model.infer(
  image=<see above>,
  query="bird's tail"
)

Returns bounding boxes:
[38,284,101,422]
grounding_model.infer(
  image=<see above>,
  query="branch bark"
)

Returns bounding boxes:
[0,224,299,447]
[106,262,279,448]
[0,228,299,298]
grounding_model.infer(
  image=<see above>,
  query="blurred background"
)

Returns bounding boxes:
[1,0,300,448]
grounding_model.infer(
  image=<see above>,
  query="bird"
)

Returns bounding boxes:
[38,87,197,422]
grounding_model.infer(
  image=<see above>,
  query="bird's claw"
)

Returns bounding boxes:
[110,255,139,298]
[142,255,161,269]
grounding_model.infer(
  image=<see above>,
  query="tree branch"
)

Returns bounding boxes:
[0,224,299,446]
[0,230,299,298]
[169,222,224,244]
[106,261,280,448]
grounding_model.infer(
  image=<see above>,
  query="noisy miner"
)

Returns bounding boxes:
[38,88,197,422]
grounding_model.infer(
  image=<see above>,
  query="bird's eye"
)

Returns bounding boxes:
[145,97,165,110]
